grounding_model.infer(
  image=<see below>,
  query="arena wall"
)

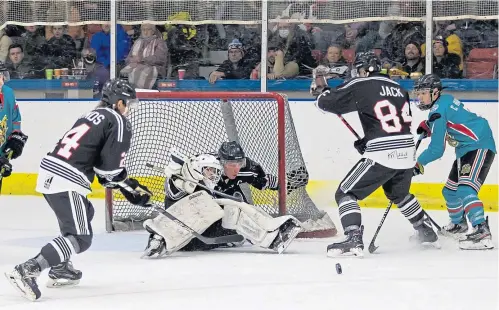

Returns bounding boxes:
[4,99,497,212]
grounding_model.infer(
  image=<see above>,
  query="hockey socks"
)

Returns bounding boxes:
[396,194,424,225]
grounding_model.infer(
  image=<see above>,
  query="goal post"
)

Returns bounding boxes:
[105,91,337,238]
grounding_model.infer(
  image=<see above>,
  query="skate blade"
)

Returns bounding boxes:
[276,227,302,254]
[4,271,39,302]
[459,238,495,250]
[141,247,170,259]
[46,278,80,288]
[327,247,364,258]
[420,240,442,249]
[439,230,467,241]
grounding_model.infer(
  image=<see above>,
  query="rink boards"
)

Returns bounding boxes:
[4,99,498,212]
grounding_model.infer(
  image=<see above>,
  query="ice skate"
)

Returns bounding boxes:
[142,233,168,258]
[459,217,494,250]
[46,260,82,288]
[411,217,441,249]
[327,225,364,258]
[270,219,302,254]
[441,219,468,240]
[4,259,42,301]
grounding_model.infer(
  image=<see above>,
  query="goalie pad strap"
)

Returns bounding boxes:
[144,192,224,253]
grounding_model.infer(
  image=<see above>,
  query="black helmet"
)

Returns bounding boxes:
[218,141,245,165]
[352,51,381,77]
[101,78,137,108]
[413,74,442,111]
[414,74,442,91]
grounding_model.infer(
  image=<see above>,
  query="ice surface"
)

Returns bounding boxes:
[0,196,497,310]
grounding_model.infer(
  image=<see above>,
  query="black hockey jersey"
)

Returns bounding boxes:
[164,157,278,208]
[316,73,416,169]
[36,107,132,195]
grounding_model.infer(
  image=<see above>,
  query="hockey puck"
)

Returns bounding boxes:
[335,263,342,274]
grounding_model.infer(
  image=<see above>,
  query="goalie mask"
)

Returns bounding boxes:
[190,154,223,190]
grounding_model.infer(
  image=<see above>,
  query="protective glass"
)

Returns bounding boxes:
[0,70,10,82]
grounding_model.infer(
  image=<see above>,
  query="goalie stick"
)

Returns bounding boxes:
[147,204,245,245]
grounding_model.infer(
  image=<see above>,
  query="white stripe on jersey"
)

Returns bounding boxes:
[98,108,124,142]
[93,167,125,179]
[338,76,400,90]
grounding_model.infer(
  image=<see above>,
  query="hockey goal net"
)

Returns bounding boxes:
[105,91,337,238]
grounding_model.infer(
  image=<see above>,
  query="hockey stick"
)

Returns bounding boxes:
[146,163,243,202]
[148,204,245,245]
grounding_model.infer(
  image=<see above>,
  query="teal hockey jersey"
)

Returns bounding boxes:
[418,94,496,166]
[0,84,21,157]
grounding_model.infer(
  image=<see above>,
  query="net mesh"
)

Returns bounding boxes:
[0,0,497,29]
[110,92,336,237]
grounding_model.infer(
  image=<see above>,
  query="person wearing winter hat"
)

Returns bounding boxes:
[432,35,462,79]
[402,41,424,76]
[209,39,254,84]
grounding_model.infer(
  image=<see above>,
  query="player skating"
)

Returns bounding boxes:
[5,79,152,301]
[0,62,28,189]
[413,74,495,250]
[142,141,302,258]
[314,51,439,257]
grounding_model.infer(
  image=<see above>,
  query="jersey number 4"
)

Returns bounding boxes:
[56,124,91,159]
[374,100,412,133]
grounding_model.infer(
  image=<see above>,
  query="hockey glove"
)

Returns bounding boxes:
[264,174,279,190]
[416,120,432,139]
[5,131,28,159]
[353,138,367,155]
[413,162,424,176]
[0,155,12,178]
[119,178,153,207]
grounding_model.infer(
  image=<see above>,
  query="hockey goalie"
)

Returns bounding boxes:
[142,145,302,258]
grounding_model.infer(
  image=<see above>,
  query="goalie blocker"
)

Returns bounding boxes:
[143,191,302,258]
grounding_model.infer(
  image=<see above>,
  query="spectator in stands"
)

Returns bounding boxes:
[21,26,47,66]
[208,39,254,84]
[317,44,350,79]
[254,46,300,80]
[81,48,109,98]
[380,21,425,66]
[5,44,43,79]
[90,23,130,69]
[238,25,262,66]
[120,24,168,89]
[267,16,316,76]
[46,26,77,69]
[419,21,464,71]
[164,12,202,79]
[432,36,462,79]
[402,41,424,75]
[334,22,380,53]
[0,29,13,63]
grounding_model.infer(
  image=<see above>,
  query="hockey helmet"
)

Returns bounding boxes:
[351,51,381,78]
[101,78,138,113]
[413,74,442,110]
[0,61,10,82]
[189,154,223,189]
[218,141,246,167]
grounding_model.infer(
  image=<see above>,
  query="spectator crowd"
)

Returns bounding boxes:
[1,1,497,92]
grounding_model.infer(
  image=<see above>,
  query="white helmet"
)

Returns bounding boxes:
[187,154,223,190]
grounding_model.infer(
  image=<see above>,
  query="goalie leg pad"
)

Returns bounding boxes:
[144,192,224,254]
[218,199,302,251]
